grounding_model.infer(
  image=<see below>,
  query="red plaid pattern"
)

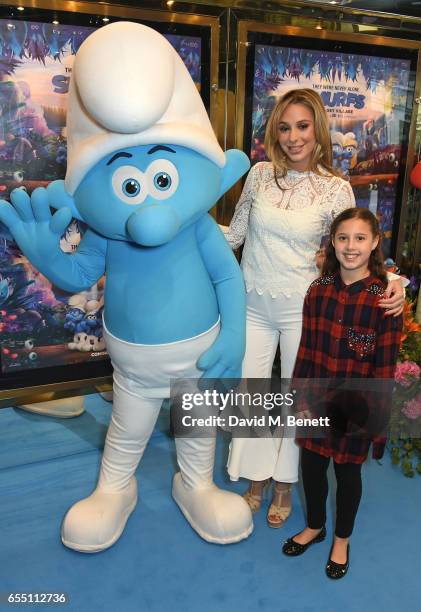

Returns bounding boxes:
[293,273,402,464]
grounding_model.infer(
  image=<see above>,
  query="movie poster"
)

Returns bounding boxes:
[250,43,413,257]
[0,19,202,374]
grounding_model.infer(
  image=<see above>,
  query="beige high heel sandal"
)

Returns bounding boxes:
[267,482,292,528]
[243,479,271,513]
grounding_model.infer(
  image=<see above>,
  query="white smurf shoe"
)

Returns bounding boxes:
[172,473,253,544]
[61,477,137,553]
[173,436,253,544]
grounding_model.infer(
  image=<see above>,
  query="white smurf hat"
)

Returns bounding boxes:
[64,21,225,195]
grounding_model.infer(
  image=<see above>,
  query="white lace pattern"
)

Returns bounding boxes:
[224,162,356,298]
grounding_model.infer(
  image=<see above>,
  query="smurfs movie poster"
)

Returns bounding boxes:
[250,43,413,257]
[0,19,202,374]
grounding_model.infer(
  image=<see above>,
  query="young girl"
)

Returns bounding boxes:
[282,207,402,579]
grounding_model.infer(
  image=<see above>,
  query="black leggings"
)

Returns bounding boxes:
[301,447,362,538]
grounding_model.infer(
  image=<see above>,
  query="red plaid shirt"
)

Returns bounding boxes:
[293,272,402,464]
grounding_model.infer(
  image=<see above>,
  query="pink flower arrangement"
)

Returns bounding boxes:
[389,298,421,477]
[402,393,421,420]
[394,360,421,387]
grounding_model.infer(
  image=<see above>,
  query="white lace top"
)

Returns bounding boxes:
[224,161,356,298]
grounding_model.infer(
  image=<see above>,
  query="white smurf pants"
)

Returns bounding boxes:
[61,320,252,552]
[227,290,302,483]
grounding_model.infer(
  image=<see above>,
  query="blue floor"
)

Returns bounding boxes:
[0,394,420,612]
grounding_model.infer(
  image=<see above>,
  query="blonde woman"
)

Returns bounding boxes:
[223,88,404,528]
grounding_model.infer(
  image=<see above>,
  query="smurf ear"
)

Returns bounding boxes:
[218,149,250,198]
[47,180,85,222]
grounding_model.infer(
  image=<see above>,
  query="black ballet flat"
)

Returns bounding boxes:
[325,544,350,579]
[282,526,326,556]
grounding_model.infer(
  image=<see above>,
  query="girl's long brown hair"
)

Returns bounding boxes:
[322,207,388,285]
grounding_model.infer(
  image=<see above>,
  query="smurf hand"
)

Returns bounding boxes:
[197,330,244,380]
[47,180,83,220]
[0,187,72,272]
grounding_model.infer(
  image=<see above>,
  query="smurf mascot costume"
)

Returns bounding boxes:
[0,22,253,552]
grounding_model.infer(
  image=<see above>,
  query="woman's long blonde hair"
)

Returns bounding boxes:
[264,88,339,179]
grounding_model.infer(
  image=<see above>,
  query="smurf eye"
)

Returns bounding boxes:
[147,159,179,201]
[122,178,141,197]
[154,172,172,191]
[111,165,147,205]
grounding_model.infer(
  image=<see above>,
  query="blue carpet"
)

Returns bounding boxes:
[0,395,420,612]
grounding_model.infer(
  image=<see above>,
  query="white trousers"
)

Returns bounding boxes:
[227,290,303,483]
[101,319,220,491]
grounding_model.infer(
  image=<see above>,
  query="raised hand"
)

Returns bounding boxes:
[0,187,72,273]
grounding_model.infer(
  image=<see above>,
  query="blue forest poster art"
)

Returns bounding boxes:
[250,44,413,258]
[0,19,202,374]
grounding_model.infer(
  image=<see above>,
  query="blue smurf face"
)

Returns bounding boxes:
[74,144,222,245]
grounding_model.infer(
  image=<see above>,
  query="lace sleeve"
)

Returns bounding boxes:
[322,179,356,235]
[224,163,261,250]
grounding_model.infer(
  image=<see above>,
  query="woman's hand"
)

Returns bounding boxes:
[378,278,405,317]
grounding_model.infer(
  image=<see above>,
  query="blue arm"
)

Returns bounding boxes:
[195,214,246,379]
[0,187,106,292]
